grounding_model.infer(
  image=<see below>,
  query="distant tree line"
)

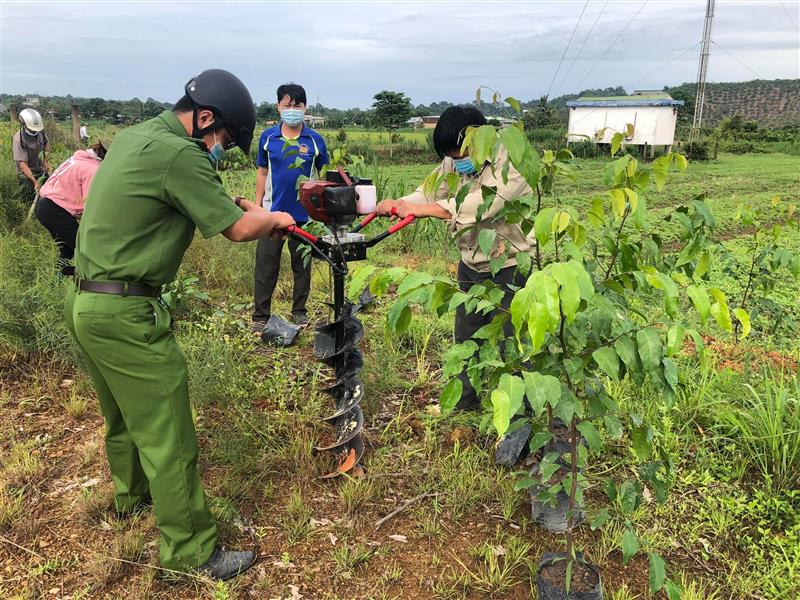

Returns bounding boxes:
[4,79,796,130]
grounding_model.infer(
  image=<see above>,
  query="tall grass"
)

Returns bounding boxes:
[0,228,77,362]
[714,378,800,490]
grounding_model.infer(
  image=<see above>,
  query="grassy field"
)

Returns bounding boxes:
[318,129,430,147]
[1,118,799,599]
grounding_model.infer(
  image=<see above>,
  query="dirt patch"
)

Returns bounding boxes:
[683,334,798,373]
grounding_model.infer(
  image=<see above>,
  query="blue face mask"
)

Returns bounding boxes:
[281,108,305,127]
[453,156,477,175]
[207,132,225,163]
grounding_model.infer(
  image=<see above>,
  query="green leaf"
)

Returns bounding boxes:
[622,528,639,564]
[551,210,571,234]
[498,126,526,165]
[592,347,620,381]
[603,479,617,502]
[510,285,534,343]
[588,197,605,227]
[348,265,377,301]
[666,325,685,357]
[646,272,679,318]
[619,480,641,514]
[516,251,532,278]
[397,272,434,297]
[491,390,512,437]
[691,198,714,227]
[534,207,555,246]
[440,378,463,415]
[387,299,411,334]
[611,132,624,156]
[609,188,626,219]
[665,579,682,600]
[472,125,497,165]
[733,308,751,339]
[604,415,624,439]
[514,478,536,491]
[522,372,561,416]
[576,421,603,453]
[527,302,550,351]
[551,264,580,321]
[631,425,653,461]
[624,187,639,212]
[687,285,711,324]
[663,357,679,394]
[498,374,526,417]
[708,287,733,332]
[590,508,610,530]
[636,328,663,375]
[553,387,577,425]
[442,341,478,379]
[477,229,497,259]
[615,337,644,385]
[648,552,667,594]
[504,96,522,114]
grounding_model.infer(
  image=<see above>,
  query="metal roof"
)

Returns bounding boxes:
[567,97,685,108]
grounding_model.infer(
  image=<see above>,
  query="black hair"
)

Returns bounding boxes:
[173,93,196,112]
[433,106,487,159]
[276,83,307,106]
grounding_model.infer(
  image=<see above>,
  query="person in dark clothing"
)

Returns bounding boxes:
[377,106,532,409]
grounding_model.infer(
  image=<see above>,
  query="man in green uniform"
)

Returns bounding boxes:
[65,70,293,580]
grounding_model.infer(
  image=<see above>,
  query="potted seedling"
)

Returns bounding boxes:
[357,94,740,597]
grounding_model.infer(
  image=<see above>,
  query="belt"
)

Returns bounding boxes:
[77,279,161,298]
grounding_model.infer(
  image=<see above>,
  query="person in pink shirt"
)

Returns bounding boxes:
[35,142,107,275]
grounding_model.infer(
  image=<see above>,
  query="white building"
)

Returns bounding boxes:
[304,114,325,127]
[566,91,684,156]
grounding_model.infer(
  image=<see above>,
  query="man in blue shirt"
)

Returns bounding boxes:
[253,83,328,330]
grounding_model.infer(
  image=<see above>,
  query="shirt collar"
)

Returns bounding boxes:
[159,110,210,151]
[158,110,191,138]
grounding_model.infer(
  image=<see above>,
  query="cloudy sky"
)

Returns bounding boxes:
[1,0,798,107]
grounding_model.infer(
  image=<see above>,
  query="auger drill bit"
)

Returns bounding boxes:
[288,186,417,479]
[314,306,367,478]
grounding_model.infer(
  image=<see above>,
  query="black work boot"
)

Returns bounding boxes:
[198,547,256,580]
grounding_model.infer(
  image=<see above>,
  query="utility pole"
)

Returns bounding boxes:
[690,0,715,142]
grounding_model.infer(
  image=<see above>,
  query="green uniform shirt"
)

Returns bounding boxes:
[75,110,242,287]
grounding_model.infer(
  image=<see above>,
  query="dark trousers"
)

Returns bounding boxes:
[34,196,79,276]
[253,236,312,321]
[454,261,523,409]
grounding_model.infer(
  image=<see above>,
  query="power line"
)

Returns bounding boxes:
[556,0,610,97]
[545,0,591,99]
[629,41,702,91]
[574,0,649,92]
[711,40,764,79]
[778,0,799,31]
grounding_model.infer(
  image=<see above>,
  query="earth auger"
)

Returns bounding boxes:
[287,168,416,478]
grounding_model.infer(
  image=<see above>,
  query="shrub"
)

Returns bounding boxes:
[0,229,77,362]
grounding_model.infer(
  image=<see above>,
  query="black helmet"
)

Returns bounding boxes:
[184,69,256,154]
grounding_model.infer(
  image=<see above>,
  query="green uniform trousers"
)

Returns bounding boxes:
[65,283,217,571]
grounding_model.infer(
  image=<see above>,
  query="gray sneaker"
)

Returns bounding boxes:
[292,312,309,327]
[198,547,256,580]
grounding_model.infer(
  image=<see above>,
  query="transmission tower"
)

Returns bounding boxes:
[690,0,716,141]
